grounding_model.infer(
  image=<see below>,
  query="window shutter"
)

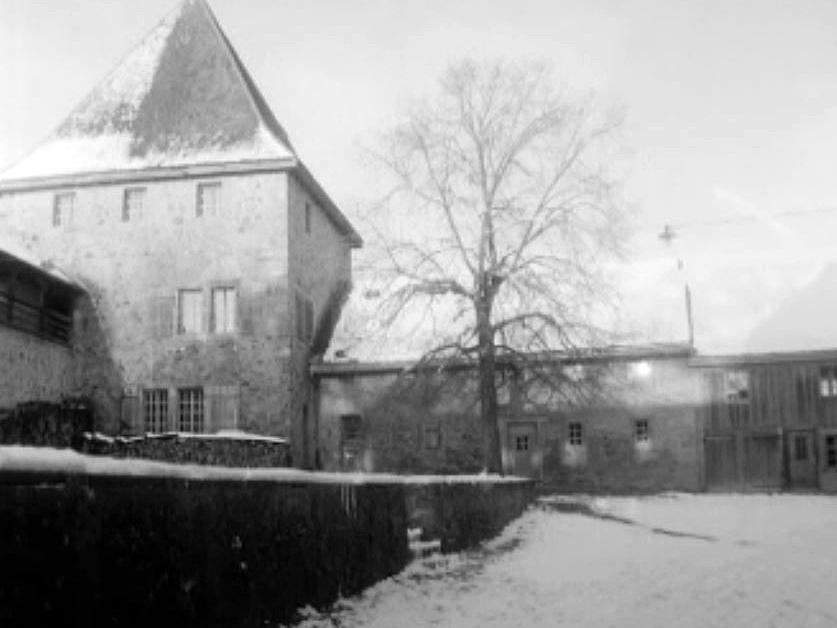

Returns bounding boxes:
[149,296,175,339]
[207,385,240,431]
[120,393,141,433]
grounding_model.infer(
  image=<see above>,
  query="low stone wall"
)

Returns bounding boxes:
[0,448,409,628]
[78,431,292,468]
[406,478,536,552]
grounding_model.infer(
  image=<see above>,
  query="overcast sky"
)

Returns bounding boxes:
[3,0,837,351]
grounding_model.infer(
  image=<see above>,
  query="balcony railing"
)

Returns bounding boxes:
[0,292,72,344]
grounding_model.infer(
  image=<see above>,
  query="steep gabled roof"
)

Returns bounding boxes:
[0,0,362,247]
[1,0,294,181]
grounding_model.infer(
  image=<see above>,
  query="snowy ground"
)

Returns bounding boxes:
[288,493,837,627]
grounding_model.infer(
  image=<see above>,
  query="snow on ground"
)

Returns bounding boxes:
[289,494,837,627]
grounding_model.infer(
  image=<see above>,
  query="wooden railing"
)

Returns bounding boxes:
[0,292,72,344]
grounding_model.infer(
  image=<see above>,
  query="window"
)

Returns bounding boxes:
[304,202,312,234]
[143,389,168,433]
[515,434,530,451]
[122,187,145,222]
[296,293,314,342]
[568,422,583,446]
[794,434,809,461]
[211,287,236,333]
[178,388,204,432]
[724,370,749,403]
[196,182,221,217]
[178,289,202,334]
[827,435,837,468]
[424,425,441,450]
[53,192,74,228]
[635,419,650,443]
[820,367,837,397]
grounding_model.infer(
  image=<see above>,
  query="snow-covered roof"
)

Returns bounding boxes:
[0,0,362,247]
[0,0,294,182]
[0,237,81,290]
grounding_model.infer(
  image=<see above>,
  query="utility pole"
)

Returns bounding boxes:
[659,224,695,349]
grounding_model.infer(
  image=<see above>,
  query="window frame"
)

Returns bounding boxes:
[143,388,169,434]
[177,288,203,334]
[568,421,583,446]
[122,187,146,222]
[196,181,221,217]
[820,367,837,398]
[634,419,650,443]
[52,191,75,228]
[210,285,237,334]
[178,387,205,433]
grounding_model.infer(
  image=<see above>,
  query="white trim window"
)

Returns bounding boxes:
[178,289,203,334]
[123,187,145,222]
[211,286,236,333]
[53,192,75,228]
[196,182,221,217]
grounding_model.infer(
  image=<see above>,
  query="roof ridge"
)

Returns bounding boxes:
[196,0,296,155]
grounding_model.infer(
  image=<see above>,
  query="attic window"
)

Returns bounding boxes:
[123,187,145,222]
[52,192,74,228]
[196,182,221,217]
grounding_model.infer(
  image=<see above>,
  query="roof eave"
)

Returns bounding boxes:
[292,162,363,248]
[0,157,299,194]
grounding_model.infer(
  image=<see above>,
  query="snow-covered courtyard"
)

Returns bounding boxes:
[291,494,837,627]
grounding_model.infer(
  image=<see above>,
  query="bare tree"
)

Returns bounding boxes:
[364,59,629,473]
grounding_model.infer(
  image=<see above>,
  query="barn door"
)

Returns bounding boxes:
[786,430,817,489]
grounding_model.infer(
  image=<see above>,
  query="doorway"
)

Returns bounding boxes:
[786,429,817,489]
[507,421,540,478]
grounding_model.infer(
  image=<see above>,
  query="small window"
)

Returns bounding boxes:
[178,388,204,433]
[211,287,236,333]
[143,388,168,434]
[304,202,312,234]
[724,370,749,403]
[196,182,221,217]
[178,289,202,334]
[340,414,363,469]
[826,435,837,468]
[515,434,530,451]
[820,367,837,398]
[296,293,314,342]
[568,422,583,446]
[424,425,441,450]
[53,192,75,228]
[123,187,145,222]
[635,419,650,443]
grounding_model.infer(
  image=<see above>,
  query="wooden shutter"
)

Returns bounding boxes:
[149,296,175,339]
[120,391,141,433]
[207,385,240,432]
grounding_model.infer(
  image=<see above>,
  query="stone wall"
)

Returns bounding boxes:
[0,326,74,408]
[0,449,410,628]
[315,354,705,491]
[0,172,295,437]
[287,175,353,466]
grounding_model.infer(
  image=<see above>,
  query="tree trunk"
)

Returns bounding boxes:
[477,299,503,474]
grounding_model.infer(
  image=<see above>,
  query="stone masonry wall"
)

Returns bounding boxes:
[0,326,74,408]
[316,356,705,491]
[0,171,293,437]
[287,175,353,466]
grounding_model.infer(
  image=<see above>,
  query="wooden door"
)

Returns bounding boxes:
[507,421,539,478]
[786,430,817,489]
[705,434,737,490]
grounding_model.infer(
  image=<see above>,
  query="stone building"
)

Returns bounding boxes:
[0,0,361,465]
[314,343,705,491]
